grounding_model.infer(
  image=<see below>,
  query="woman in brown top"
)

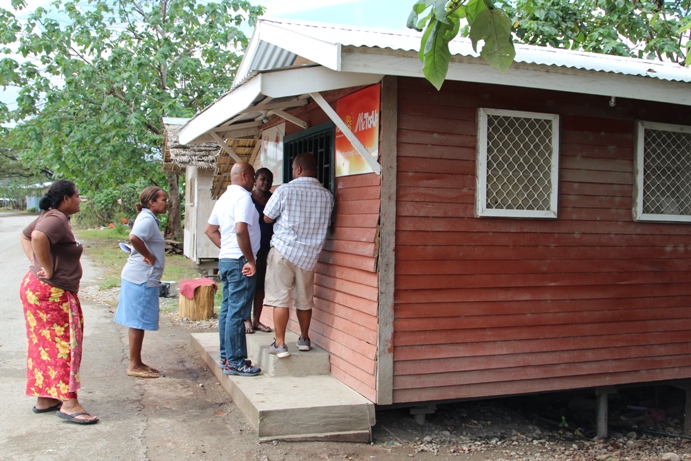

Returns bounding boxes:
[20,180,99,424]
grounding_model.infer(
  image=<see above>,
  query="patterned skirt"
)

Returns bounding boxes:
[20,271,83,401]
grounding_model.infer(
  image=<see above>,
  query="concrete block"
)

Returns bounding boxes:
[191,332,375,442]
[246,331,330,377]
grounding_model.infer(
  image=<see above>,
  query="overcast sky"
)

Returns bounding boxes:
[258,0,411,29]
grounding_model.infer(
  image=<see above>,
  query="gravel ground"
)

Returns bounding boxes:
[81,285,691,461]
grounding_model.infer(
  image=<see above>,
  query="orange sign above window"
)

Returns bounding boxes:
[335,85,380,177]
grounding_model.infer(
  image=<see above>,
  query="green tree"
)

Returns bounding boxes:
[0,127,53,181]
[0,0,263,237]
[409,0,691,90]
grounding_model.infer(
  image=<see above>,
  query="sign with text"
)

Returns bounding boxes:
[335,85,380,177]
[260,123,285,186]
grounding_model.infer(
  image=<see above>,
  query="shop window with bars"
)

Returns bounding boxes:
[634,121,691,222]
[476,108,560,218]
[283,122,335,192]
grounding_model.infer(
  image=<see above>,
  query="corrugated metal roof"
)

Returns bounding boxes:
[250,18,691,83]
[246,41,296,78]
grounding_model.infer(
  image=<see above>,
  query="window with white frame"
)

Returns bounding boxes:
[476,108,560,218]
[634,121,691,222]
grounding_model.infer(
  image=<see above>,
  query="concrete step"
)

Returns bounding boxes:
[245,330,330,377]
[191,332,375,442]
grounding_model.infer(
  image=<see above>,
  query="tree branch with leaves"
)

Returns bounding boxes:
[0,0,263,237]
[409,0,691,90]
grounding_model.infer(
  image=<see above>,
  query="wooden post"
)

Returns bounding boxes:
[178,284,215,320]
[595,387,617,439]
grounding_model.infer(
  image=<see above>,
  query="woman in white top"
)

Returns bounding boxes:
[114,186,168,378]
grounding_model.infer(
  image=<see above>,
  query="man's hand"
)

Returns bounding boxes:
[242,261,256,277]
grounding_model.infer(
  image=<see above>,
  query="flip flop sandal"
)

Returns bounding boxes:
[56,411,99,425]
[144,365,160,374]
[33,402,62,414]
[127,370,159,378]
[254,324,272,333]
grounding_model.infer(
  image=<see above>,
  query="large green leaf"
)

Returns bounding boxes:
[469,8,515,72]
[408,0,453,30]
[421,18,455,90]
[465,0,488,25]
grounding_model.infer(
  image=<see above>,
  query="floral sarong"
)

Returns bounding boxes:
[20,271,83,400]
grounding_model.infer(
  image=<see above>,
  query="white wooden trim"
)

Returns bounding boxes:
[259,21,341,71]
[253,99,309,112]
[213,121,259,132]
[476,108,559,219]
[476,109,488,218]
[341,53,691,107]
[179,77,262,145]
[638,120,691,134]
[248,141,262,166]
[268,109,308,129]
[180,68,382,145]
[633,121,646,222]
[309,92,382,175]
[261,66,382,99]
[633,120,691,223]
[209,132,242,163]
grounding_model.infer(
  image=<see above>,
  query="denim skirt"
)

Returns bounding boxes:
[114,279,160,331]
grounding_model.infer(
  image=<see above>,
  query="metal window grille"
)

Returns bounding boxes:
[641,128,691,217]
[477,109,559,219]
[283,122,335,192]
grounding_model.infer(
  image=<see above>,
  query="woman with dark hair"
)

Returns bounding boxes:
[114,186,168,378]
[20,179,99,424]
[245,167,274,334]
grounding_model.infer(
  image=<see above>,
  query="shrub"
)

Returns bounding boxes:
[74,183,147,228]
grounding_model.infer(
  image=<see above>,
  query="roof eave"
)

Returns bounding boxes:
[179,66,383,145]
[340,48,691,106]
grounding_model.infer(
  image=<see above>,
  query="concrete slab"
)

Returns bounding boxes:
[191,333,375,442]
[245,330,331,377]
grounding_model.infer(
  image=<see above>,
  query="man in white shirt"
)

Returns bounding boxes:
[205,162,262,376]
[263,153,334,358]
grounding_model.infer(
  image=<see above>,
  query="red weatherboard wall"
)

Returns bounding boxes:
[265,89,381,402]
[392,77,691,404]
[318,172,380,401]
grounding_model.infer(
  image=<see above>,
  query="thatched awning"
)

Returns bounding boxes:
[162,117,261,200]
[211,139,261,199]
[163,118,219,170]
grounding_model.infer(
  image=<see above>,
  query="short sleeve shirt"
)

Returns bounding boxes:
[208,185,261,259]
[23,209,83,293]
[121,208,166,287]
[264,177,334,271]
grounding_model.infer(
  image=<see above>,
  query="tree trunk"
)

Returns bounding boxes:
[165,170,182,242]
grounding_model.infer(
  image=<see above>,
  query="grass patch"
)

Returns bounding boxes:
[76,228,130,290]
[75,228,200,290]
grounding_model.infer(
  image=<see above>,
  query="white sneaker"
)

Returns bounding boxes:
[269,341,290,358]
[297,337,311,351]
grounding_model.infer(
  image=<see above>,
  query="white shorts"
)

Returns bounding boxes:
[263,247,315,310]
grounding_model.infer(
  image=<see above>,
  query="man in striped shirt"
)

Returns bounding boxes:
[263,153,334,358]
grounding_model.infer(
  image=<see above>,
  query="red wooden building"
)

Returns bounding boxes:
[179,19,691,418]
